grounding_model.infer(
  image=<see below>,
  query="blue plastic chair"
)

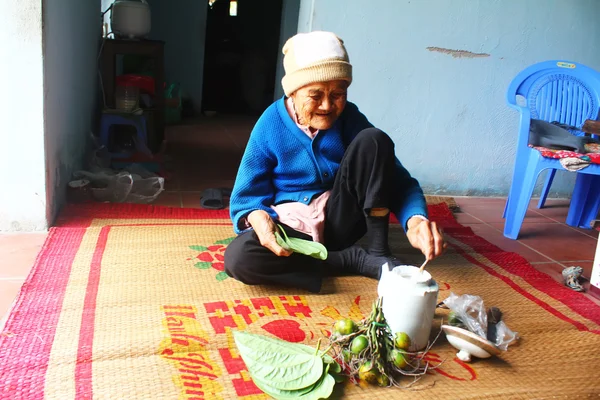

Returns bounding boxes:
[503,60,600,239]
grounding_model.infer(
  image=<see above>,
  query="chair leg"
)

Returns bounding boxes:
[537,169,556,209]
[566,174,600,228]
[503,155,542,240]
[503,178,517,219]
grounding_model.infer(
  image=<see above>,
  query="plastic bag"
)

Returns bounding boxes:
[443,292,518,351]
[128,164,164,203]
[444,293,488,338]
[492,321,518,351]
[73,165,163,204]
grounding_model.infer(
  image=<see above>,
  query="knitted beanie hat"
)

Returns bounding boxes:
[281,31,352,96]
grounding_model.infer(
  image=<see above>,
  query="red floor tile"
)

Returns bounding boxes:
[575,227,598,239]
[529,198,571,221]
[179,179,235,193]
[179,174,237,190]
[455,198,554,224]
[530,262,565,283]
[453,212,483,224]
[0,280,25,323]
[154,192,182,208]
[181,192,202,209]
[162,174,180,192]
[0,233,47,279]
[498,222,597,261]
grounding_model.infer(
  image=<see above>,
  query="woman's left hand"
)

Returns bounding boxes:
[406,217,447,261]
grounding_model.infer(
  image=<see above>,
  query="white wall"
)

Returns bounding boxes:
[297,0,600,197]
[44,0,101,225]
[0,1,47,231]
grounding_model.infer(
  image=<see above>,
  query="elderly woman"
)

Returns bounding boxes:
[224,31,445,293]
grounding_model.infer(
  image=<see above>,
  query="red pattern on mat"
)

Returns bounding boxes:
[75,226,110,398]
[0,227,86,399]
[445,225,600,327]
[55,203,231,227]
[2,202,600,400]
[450,233,599,334]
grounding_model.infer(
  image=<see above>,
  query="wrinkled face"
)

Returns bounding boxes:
[291,80,348,130]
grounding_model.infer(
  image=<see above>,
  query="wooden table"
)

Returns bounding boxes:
[100,39,165,152]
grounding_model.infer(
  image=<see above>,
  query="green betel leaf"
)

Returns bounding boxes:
[233,331,324,391]
[275,230,292,251]
[305,373,335,400]
[236,331,334,363]
[235,343,322,390]
[251,373,319,399]
[251,366,336,400]
[275,225,328,260]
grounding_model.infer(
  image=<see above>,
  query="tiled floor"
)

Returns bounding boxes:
[0,233,47,324]
[1,114,599,323]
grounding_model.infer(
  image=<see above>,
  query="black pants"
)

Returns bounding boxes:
[224,128,396,292]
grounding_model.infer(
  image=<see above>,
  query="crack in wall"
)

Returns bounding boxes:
[426,47,490,58]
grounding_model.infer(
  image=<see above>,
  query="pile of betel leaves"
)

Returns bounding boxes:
[233,331,343,399]
[233,298,437,399]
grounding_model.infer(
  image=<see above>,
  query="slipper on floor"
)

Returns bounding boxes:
[200,188,225,210]
[200,187,233,210]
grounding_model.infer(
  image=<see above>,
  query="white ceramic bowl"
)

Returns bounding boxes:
[441,324,501,362]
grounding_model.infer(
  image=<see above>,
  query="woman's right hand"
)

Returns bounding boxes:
[247,210,293,257]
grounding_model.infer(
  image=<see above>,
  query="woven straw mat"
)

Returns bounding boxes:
[0,202,599,399]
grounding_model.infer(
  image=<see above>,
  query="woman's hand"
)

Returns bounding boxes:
[247,210,293,257]
[406,216,447,261]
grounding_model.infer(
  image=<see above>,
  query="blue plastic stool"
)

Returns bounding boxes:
[99,112,149,159]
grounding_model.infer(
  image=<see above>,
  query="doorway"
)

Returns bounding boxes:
[202,0,284,115]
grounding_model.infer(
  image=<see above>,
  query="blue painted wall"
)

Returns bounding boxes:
[149,0,207,113]
[44,0,101,226]
[275,0,301,100]
[297,0,600,197]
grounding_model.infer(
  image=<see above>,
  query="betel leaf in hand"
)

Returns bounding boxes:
[233,330,337,399]
[275,224,328,260]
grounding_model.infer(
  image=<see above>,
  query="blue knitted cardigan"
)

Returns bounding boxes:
[229,97,428,234]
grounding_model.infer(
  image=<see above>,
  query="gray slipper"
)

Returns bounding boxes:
[200,188,225,210]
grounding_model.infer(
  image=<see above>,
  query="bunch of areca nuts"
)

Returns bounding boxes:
[327,297,434,387]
